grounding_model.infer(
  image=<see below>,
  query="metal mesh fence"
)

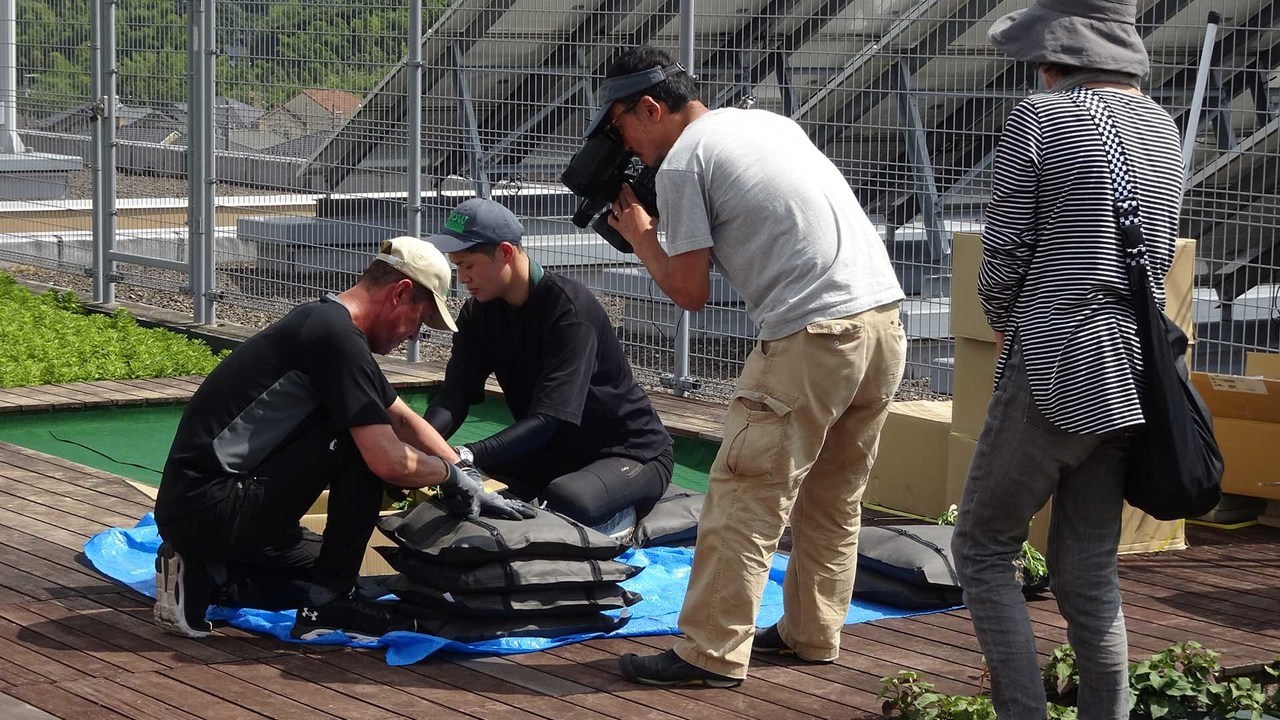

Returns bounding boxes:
[1,0,92,276]
[212,0,414,329]
[3,0,1278,398]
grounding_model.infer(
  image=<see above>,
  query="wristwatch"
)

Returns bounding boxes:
[454,445,475,466]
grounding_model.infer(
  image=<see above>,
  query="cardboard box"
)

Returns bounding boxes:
[865,400,953,518]
[1118,507,1186,554]
[950,234,1197,344]
[1166,238,1197,344]
[946,431,1052,551]
[1246,352,1280,380]
[297,479,508,576]
[301,489,404,576]
[950,232,994,342]
[951,338,998,439]
[946,432,1184,554]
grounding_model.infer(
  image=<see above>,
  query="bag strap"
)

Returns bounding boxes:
[1063,86,1155,298]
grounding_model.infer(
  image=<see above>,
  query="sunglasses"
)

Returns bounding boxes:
[599,100,641,143]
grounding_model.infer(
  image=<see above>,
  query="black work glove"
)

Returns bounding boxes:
[439,462,485,519]
[439,462,538,521]
[478,492,538,521]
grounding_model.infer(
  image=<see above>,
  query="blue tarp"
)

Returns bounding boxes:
[85,514,934,666]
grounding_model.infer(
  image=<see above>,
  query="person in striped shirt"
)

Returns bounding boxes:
[950,0,1184,717]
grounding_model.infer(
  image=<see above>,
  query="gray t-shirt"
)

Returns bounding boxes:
[657,108,903,341]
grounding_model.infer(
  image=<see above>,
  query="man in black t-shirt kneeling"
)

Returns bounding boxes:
[424,198,674,537]
[153,236,533,642]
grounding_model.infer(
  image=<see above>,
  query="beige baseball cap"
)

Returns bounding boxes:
[375,236,458,332]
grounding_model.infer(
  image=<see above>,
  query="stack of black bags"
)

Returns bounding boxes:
[373,499,643,643]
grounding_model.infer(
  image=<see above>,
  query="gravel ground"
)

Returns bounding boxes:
[66,170,282,201]
[3,260,948,404]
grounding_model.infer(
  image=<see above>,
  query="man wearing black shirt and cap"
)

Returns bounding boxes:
[153,236,533,642]
[424,198,674,536]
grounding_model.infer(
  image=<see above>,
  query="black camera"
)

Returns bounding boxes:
[560,133,659,254]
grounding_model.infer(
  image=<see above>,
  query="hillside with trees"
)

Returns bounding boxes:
[18,0,446,118]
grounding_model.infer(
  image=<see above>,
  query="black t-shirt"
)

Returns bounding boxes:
[155,296,397,523]
[431,268,671,476]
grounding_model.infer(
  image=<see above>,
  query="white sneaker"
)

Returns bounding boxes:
[153,542,213,638]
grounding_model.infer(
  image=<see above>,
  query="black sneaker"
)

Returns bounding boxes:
[153,542,213,638]
[290,593,418,642]
[619,649,743,688]
[752,624,835,664]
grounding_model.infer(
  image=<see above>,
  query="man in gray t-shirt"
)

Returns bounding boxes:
[593,46,906,687]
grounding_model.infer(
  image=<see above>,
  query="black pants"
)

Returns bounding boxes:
[155,422,383,609]
[486,448,673,527]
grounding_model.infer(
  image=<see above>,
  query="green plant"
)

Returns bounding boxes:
[0,274,227,387]
[879,671,946,718]
[937,504,958,526]
[933,504,1048,585]
[1015,542,1048,585]
[1043,644,1080,705]
[880,646,1280,719]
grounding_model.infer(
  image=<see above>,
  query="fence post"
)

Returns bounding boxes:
[89,0,107,302]
[1181,12,1220,186]
[98,0,117,306]
[671,0,695,397]
[187,0,205,322]
[200,0,218,324]
[406,0,425,362]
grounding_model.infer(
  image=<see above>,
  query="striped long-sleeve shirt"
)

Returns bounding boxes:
[979,88,1184,434]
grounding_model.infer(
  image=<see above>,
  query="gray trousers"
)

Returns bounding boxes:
[953,346,1132,720]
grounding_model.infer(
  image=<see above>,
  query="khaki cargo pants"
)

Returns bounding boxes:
[674,302,906,678]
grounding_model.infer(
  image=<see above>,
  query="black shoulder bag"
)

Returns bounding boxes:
[1067,87,1223,521]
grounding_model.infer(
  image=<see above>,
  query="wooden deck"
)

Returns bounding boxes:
[0,380,1278,718]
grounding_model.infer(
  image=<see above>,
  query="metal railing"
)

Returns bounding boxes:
[1,0,1277,401]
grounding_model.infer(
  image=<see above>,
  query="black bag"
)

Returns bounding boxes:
[377,500,627,564]
[1068,87,1223,521]
[632,486,704,547]
[855,525,1046,609]
[375,546,641,593]
[382,573,642,617]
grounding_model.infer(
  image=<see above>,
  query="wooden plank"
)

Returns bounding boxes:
[112,672,271,720]
[0,690,62,720]
[18,598,204,670]
[0,540,124,598]
[313,650,546,720]
[0,505,92,549]
[111,379,187,403]
[0,446,156,507]
[418,657,616,720]
[0,632,77,687]
[457,655,685,720]
[59,676,204,720]
[82,381,156,405]
[48,382,143,407]
[0,613,126,680]
[0,560,74,602]
[0,486,133,537]
[0,387,70,412]
[89,593,280,663]
[6,385,90,410]
[164,664,344,720]
[624,635,858,719]
[215,660,407,720]
[526,643,755,720]
[0,460,152,519]
[4,682,133,720]
[0,604,168,675]
[260,654,472,720]
[587,637,823,720]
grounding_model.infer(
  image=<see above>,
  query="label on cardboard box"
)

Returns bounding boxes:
[1209,375,1269,394]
